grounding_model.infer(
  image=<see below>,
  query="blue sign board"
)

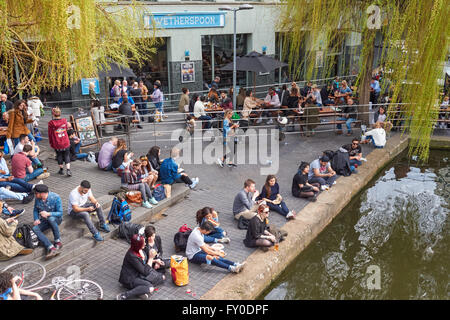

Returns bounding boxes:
[81,78,100,95]
[145,12,226,29]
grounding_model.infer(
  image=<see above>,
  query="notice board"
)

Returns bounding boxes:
[71,109,99,148]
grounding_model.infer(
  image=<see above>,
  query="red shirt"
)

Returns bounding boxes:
[48,118,70,150]
[11,152,31,179]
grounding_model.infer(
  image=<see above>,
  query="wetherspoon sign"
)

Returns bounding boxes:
[144,12,226,29]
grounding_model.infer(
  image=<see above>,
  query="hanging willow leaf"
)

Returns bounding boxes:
[0,0,158,96]
[278,0,450,161]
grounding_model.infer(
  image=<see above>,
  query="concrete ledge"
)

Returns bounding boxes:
[201,134,410,300]
[429,135,450,150]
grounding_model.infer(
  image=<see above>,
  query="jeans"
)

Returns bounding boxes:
[25,168,44,182]
[112,164,126,174]
[32,216,62,250]
[154,102,164,115]
[0,187,27,201]
[31,157,42,167]
[69,203,106,235]
[138,102,148,116]
[267,201,290,217]
[198,115,212,129]
[74,142,88,160]
[189,251,236,270]
[309,174,338,187]
[0,178,33,193]
[366,135,384,148]
[337,117,356,133]
[350,159,362,167]
[203,227,225,243]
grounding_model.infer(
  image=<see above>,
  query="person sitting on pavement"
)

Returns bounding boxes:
[343,138,363,168]
[67,129,88,161]
[147,146,162,177]
[68,180,110,242]
[160,147,199,189]
[232,179,262,221]
[361,122,386,148]
[98,136,118,171]
[121,159,158,209]
[143,225,170,274]
[331,145,356,176]
[139,156,158,189]
[0,201,25,218]
[32,184,63,260]
[336,98,358,136]
[0,150,37,196]
[243,203,277,252]
[308,155,338,191]
[0,216,33,261]
[195,207,230,244]
[11,145,48,182]
[373,105,393,131]
[186,221,245,274]
[13,134,42,168]
[48,107,72,176]
[292,162,320,201]
[111,138,133,174]
[0,271,42,300]
[117,234,166,300]
[258,175,296,220]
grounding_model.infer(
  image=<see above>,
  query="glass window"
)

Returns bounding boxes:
[202,34,249,90]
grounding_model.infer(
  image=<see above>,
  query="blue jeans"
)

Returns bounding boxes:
[0,187,27,201]
[203,227,225,243]
[366,135,384,148]
[267,201,290,217]
[350,159,362,167]
[24,168,44,182]
[198,116,212,129]
[74,142,88,160]
[0,178,33,193]
[32,216,62,250]
[309,174,338,187]
[154,102,164,115]
[112,164,125,173]
[189,251,235,270]
[138,102,148,115]
[337,117,356,133]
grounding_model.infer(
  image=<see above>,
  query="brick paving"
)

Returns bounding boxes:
[2,110,413,300]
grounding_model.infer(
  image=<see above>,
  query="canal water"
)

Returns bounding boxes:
[261,149,449,300]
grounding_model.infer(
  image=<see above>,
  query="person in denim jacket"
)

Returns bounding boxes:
[32,184,63,260]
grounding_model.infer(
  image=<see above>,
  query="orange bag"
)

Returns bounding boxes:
[170,255,189,286]
[126,191,142,206]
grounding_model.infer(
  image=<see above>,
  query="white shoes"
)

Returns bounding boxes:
[321,185,329,191]
[189,177,199,189]
[217,158,224,168]
[266,119,274,125]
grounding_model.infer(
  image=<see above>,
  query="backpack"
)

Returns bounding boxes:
[107,197,132,225]
[118,222,144,243]
[14,224,40,248]
[173,224,192,253]
[153,184,166,202]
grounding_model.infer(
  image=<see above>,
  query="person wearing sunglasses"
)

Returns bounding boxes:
[342,138,363,168]
[243,204,277,252]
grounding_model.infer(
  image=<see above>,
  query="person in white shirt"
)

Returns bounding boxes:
[13,134,42,167]
[193,95,212,129]
[186,221,245,273]
[68,180,110,241]
[260,87,281,125]
[362,122,386,148]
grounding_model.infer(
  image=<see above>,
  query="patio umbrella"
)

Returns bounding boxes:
[220,51,287,91]
[97,61,136,78]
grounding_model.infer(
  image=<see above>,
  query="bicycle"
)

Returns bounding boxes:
[2,261,103,300]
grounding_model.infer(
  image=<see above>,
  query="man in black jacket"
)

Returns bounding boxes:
[336,98,358,135]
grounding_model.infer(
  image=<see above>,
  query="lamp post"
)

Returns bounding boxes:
[219,4,253,110]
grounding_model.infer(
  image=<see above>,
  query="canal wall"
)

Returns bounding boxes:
[201,134,413,300]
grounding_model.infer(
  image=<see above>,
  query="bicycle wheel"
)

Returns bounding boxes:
[57,279,103,300]
[2,261,46,289]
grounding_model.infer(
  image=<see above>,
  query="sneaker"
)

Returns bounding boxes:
[227,163,237,168]
[142,201,153,209]
[139,294,150,300]
[217,158,224,168]
[45,247,59,260]
[332,181,337,185]
[22,193,34,204]
[149,197,158,205]
[286,211,295,220]
[66,169,72,177]
[236,261,247,272]
[9,209,25,218]
[229,265,239,273]
[189,178,199,189]
[93,232,103,242]
[58,168,64,175]
[217,237,230,244]
[54,241,63,250]
[137,125,143,129]
[266,119,274,125]
[116,293,127,300]
[99,223,110,233]
[320,185,328,191]
[256,117,263,124]
[37,172,50,180]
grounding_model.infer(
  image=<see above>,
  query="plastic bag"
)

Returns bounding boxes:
[170,255,189,286]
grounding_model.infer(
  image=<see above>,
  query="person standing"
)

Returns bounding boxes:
[178,88,190,114]
[68,180,110,242]
[48,107,72,176]
[6,100,35,146]
[217,110,239,168]
[0,94,13,118]
[32,184,63,260]
[139,80,150,122]
[150,80,165,120]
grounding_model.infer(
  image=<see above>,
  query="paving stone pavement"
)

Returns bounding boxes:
[3,109,402,300]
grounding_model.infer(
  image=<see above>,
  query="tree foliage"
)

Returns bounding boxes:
[0,0,157,95]
[278,0,450,161]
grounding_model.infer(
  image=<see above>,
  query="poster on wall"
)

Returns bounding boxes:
[72,110,98,147]
[81,78,100,95]
[181,62,195,83]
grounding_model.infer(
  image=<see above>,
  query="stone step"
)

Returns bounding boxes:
[0,184,190,273]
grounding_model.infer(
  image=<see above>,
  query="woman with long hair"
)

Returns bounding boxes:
[121,159,158,209]
[117,234,165,300]
[216,110,239,168]
[6,99,35,146]
[111,138,133,174]
[195,207,229,244]
[259,175,296,220]
[243,203,277,251]
[147,146,161,175]
[139,155,158,188]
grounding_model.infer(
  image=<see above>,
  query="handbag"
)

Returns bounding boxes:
[125,191,143,206]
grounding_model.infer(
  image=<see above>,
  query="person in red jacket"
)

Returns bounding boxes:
[48,107,72,177]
